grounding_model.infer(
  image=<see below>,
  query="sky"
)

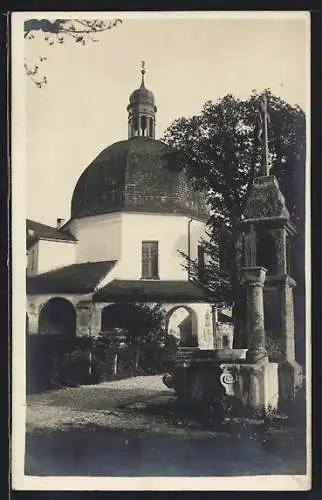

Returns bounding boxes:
[23,13,309,226]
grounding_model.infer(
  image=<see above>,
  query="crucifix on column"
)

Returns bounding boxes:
[258,94,271,177]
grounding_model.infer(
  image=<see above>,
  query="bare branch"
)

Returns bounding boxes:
[24,18,123,86]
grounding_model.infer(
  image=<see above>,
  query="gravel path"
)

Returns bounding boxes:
[27,375,179,434]
[25,375,306,477]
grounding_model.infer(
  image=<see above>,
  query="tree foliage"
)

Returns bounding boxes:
[24,18,122,87]
[126,303,166,343]
[101,302,166,344]
[163,90,306,343]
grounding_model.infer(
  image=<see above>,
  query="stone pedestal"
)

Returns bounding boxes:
[216,266,280,413]
[278,360,303,401]
[220,358,279,411]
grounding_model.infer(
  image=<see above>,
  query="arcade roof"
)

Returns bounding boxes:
[94,279,213,303]
[27,261,116,294]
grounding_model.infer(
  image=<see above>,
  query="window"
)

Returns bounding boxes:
[149,117,154,137]
[197,244,205,282]
[142,241,159,279]
[222,335,229,348]
[141,115,147,136]
[31,247,36,273]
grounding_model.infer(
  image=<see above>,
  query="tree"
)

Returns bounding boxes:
[163,90,306,346]
[126,303,167,344]
[100,302,166,344]
[24,18,122,87]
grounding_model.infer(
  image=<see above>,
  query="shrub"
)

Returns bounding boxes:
[266,335,284,362]
[59,348,90,386]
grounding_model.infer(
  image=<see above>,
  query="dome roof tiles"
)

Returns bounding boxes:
[129,86,155,106]
[71,136,209,220]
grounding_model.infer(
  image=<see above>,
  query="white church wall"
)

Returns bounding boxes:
[36,240,76,275]
[67,213,122,264]
[117,212,207,280]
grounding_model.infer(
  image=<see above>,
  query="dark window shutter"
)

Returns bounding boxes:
[142,241,159,279]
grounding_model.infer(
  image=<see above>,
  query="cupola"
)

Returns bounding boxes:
[127,62,157,139]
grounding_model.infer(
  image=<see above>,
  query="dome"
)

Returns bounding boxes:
[129,86,155,106]
[71,137,209,220]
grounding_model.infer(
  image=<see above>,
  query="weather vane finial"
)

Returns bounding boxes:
[140,61,146,87]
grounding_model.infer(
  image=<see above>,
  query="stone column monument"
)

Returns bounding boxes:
[239,95,303,401]
[164,95,303,413]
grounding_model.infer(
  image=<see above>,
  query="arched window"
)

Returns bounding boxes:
[141,115,147,136]
[149,117,153,137]
[133,117,138,133]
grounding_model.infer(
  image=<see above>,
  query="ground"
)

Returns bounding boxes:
[26,375,306,477]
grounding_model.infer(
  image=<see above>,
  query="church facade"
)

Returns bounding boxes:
[26,67,229,349]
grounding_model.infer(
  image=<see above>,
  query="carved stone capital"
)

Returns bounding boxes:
[240,266,267,286]
[219,364,239,396]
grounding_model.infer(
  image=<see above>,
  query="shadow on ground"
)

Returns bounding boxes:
[25,375,306,477]
[26,398,306,477]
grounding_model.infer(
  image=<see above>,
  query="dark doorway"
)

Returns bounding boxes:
[39,298,76,336]
[101,303,149,337]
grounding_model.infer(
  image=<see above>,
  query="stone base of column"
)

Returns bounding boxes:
[220,359,279,413]
[278,360,303,401]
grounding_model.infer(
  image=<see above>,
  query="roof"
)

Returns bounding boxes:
[27,261,116,294]
[26,219,76,246]
[218,311,233,323]
[71,136,209,221]
[93,279,213,303]
[129,73,155,107]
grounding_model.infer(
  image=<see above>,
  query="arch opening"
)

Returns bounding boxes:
[101,303,151,338]
[39,298,76,336]
[256,231,277,274]
[166,306,198,347]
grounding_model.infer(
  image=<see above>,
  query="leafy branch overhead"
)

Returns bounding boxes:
[24,18,123,87]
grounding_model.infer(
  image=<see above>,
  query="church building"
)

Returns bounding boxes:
[26,65,228,349]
